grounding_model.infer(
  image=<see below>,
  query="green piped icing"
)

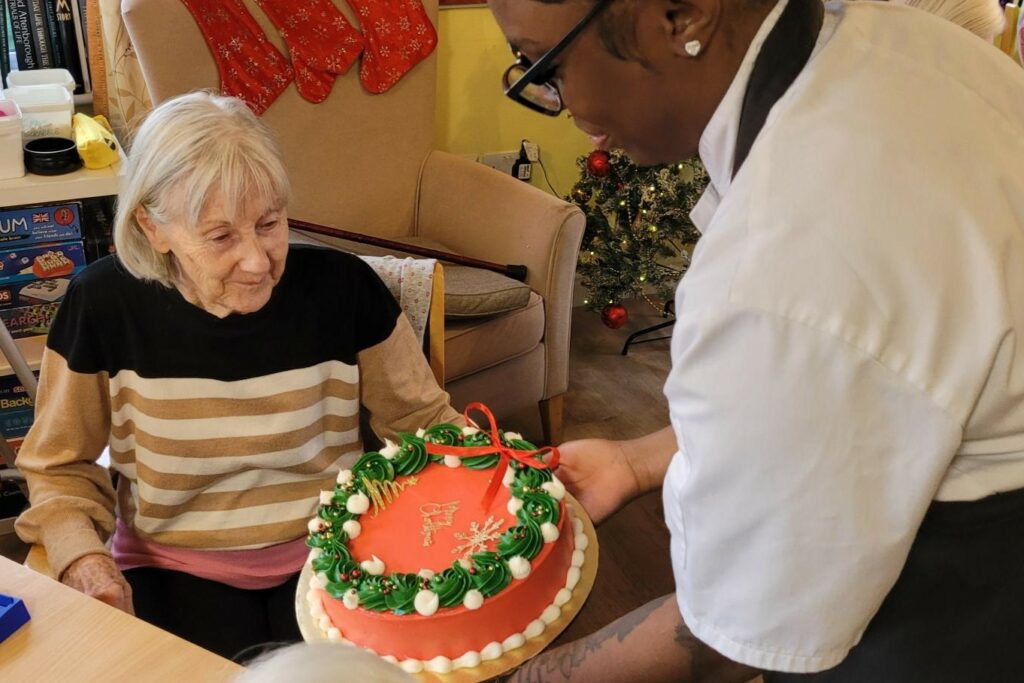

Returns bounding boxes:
[383,574,420,615]
[497,522,544,561]
[357,576,390,612]
[511,467,555,499]
[430,563,474,608]
[423,423,462,445]
[353,452,395,485]
[394,433,430,475]
[469,552,512,597]
[519,492,560,526]
[308,419,566,616]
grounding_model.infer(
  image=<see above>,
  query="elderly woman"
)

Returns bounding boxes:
[488,0,1024,682]
[15,92,461,659]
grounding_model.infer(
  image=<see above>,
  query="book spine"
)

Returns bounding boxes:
[42,0,63,68]
[27,0,53,68]
[52,0,83,93]
[8,0,37,71]
[1,1,11,87]
[68,0,89,93]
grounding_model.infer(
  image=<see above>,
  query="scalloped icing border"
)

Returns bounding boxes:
[304,512,589,674]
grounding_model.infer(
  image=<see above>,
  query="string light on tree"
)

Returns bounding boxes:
[569,150,708,328]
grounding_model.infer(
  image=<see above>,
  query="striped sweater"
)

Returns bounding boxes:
[15,246,461,578]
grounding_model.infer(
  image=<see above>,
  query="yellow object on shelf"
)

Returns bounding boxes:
[71,114,120,170]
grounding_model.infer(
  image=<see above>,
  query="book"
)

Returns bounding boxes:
[27,0,53,68]
[51,0,84,93]
[68,0,89,94]
[42,0,62,68]
[7,0,37,71]
[1,1,10,88]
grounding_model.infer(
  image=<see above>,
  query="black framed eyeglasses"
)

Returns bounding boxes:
[503,0,614,116]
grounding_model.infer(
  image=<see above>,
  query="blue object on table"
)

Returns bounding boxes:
[0,593,30,642]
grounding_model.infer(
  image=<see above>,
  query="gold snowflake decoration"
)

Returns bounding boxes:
[452,516,505,558]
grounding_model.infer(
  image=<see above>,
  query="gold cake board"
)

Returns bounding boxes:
[296,494,600,683]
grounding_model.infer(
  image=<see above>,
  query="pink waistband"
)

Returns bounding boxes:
[112,519,308,590]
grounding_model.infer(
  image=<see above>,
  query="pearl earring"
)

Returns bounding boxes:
[685,40,702,57]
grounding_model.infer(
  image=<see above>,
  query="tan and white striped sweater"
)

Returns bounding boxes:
[15,247,461,577]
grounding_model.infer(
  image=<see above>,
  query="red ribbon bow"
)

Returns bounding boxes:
[424,402,560,511]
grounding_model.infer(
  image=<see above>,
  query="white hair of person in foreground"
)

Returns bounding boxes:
[890,0,1006,41]
[235,643,415,683]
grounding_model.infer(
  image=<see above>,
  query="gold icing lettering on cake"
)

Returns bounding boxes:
[452,516,505,558]
[420,501,460,547]
[362,475,418,518]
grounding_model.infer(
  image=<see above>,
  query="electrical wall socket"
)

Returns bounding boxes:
[481,151,519,176]
[523,141,540,163]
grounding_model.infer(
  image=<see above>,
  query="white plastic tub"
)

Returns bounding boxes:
[0,100,26,180]
[6,68,76,96]
[1,85,73,141]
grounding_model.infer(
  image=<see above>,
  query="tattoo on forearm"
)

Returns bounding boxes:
[511,595,673,683]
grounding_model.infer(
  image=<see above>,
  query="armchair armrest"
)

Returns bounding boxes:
[414,151,585,399]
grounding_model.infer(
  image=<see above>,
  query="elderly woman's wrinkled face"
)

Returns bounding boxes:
[140,190,288,317]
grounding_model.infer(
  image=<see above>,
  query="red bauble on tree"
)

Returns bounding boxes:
[601,303,629,329]
[586,150,612,178]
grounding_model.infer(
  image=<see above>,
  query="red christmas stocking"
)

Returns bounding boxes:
[254,0,366,103]
[344,0,438,94]
[178,0,293,115]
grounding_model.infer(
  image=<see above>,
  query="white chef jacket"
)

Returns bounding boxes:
[663,0,1024,673]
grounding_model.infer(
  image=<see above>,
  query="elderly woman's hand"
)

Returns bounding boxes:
[62,554,135,615]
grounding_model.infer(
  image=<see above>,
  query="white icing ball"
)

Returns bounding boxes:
[554,588,572,607]
[502,466,516,487]
[507,497,524,515]
[480,642,504,661]
[457,558,472,570]
[541,605,561,625]
[566,567,582,590]
[576,533,590,551]
[342,519,362,540]
[502,633,526,651]
[571,550,586,568]
[305,589,319,606]
[319,490,334,506]
[318,614,332,632]
[327,627,342,642]
[523,619,546,639]
[343,588,359,610]
[463,589,484,610]
[380,438,400,460]
[361,555,386,576]
[426,656,453,674]
[310,600,325,619]
[541,478,566,500]
[541,522,560,543]
[414,590,440,617]
[454,651,482,670]
[573,517,584,535]
[504,431,523,442]
[313,572,329,589]
[307,547,323,562]
[444,455,462,469]
[415,428,426,438]
[307,517,327,534]
[418,569,436,580]
[462,426,481,436]
[400,659,424,674]
[346,492,371,515]
[382,655,398,665]
[336,469,354,485]
[508,556,532,580]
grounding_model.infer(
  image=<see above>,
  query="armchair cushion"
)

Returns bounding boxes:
[444,266,531,319]
[444,292,544,382]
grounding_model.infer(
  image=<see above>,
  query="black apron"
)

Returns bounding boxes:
[737,1,1024,680]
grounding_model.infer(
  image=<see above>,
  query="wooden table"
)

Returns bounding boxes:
[0,556,243,682]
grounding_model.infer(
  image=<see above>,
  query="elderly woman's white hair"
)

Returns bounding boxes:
[113,91,291,286]
[890,0,1006,41]
[234,643,415,683]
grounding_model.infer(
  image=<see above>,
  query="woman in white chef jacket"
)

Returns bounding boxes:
[488,0,1024,681]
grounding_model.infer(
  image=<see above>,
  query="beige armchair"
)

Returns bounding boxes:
[120,0,584,442]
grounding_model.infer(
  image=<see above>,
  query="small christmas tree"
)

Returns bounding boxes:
[569,150,708,328]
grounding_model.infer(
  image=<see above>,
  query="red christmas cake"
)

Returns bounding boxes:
[303,404,588,675]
